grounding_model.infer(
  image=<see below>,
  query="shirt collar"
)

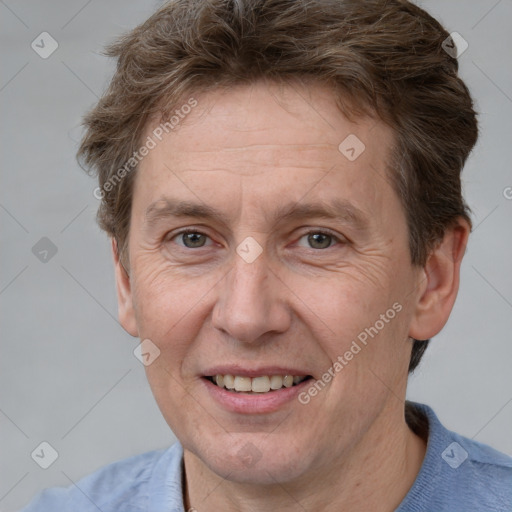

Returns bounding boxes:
[148,441,186,512]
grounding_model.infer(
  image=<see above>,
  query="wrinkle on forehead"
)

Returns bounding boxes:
[135,80,398,231]
[170,143,342,177]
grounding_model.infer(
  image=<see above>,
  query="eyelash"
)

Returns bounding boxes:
[167,227,345,250]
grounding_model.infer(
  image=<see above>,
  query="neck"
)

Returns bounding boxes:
[183,402,427,512]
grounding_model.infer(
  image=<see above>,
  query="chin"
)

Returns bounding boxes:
[191,434,313,485]
[211,455,307,485]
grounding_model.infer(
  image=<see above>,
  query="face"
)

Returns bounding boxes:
[117,80,425,485]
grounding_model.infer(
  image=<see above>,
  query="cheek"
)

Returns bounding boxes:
[143,359,198,443]
[131,257,218,339]
[297,271,409,386]
[296,275,389,340]
[130,262,228,399]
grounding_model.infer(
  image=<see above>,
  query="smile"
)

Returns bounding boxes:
[206,374,312,393]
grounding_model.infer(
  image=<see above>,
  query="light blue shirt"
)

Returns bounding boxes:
[21,403,512,511]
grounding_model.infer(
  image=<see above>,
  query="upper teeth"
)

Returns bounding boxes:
[213,374,306,393]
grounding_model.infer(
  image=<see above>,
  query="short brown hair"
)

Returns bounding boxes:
[77,0,478,373]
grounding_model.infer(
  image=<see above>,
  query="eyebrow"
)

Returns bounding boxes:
[144,197,369,231]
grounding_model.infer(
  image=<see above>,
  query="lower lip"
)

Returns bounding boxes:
[202,377,312,414]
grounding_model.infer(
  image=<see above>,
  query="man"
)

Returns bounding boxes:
[22,0,512,510]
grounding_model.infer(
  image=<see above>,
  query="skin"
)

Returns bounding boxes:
[113,79,469,511]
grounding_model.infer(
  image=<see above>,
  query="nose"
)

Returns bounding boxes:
[211,243,291,345]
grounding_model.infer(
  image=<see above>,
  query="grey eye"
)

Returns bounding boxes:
[180,232,208,248]
[299,231,340,249]
[305,232,334,249]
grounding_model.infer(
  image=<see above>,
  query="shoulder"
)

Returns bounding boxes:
[448,429,512,509]
[399,402,512,512]
[20,443,183,512]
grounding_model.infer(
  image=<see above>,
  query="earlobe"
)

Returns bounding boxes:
[111,238,139,337]
[408,219,470,341]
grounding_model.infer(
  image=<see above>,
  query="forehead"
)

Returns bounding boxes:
[134,81,399,226]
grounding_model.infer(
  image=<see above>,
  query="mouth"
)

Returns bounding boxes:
[204,374,314,394]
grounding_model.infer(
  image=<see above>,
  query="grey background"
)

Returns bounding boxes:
[1,0,511,510]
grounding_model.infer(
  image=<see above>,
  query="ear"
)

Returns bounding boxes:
[409,218,470,340]
[111,238,138,337]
